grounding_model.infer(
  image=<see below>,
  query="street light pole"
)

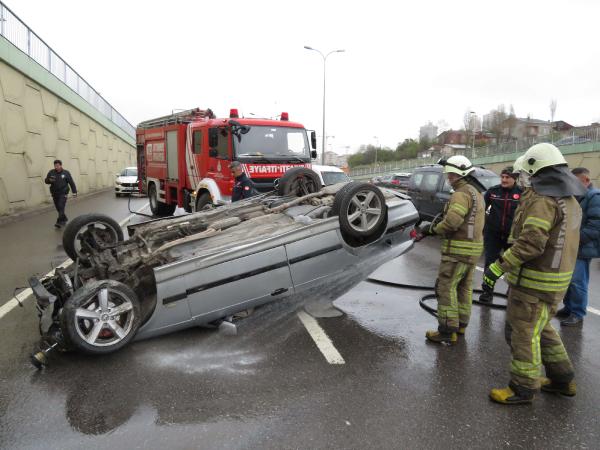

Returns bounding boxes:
[304,46,345,165]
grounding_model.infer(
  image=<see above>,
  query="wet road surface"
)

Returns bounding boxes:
[1,192,600,449]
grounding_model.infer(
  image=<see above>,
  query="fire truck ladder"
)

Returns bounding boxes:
[137,107,215,129]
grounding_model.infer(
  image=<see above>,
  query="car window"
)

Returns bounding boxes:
[322,172,351,185]
[421,172,441,192]
[442,177,452,192]
[120,168,137,177]
[411,173,424,188]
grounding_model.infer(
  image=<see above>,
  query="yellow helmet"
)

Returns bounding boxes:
[521,143,567,175]
[438,155,474,177]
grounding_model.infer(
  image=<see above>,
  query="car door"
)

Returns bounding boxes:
[419,171,443,220]
[185,246,294,319]
[407,172,425,211]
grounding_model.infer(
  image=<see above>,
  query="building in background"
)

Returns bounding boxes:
[419,122,438,141]
[324,151,348,168]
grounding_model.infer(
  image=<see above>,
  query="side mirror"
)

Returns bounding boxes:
[310,131,317,149]
[209,148,218,158]
[209,128,219,148]
[311,150,317,159]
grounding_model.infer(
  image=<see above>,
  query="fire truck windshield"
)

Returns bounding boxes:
[235,126,310,161]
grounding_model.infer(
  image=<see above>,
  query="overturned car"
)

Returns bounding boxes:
[29,169,419,367]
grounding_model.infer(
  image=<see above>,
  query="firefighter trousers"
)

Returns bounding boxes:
[505,287,575,390]
[435,256,475,333]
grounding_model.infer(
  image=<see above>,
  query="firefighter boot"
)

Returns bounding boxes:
[489,383,534,405]
[425,330,457,345]
[540,377,576,397]
[457,323,468,335]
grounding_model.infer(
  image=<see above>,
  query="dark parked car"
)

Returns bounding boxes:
[376,173,411,191]
[406,164,500,220]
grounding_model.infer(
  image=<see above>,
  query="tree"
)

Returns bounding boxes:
[486,104,508,145]
[505,104,517,141]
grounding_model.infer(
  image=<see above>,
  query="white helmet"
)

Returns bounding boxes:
[513,155,526,173]
[439,155,475,177]
[520,143,567,175]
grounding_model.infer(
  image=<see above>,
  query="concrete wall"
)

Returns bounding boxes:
[471,148,600,186]
[0,58,135,215]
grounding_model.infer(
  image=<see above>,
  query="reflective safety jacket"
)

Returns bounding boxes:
[498,188,582,303]
[434,178,485,263]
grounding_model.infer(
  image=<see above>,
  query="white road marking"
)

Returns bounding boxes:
[0,203,149,320]
[476,266,600,317]
[587,306,600,316]
[297,311,345,365]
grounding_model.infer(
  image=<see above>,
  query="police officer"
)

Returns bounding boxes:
[419,155,485,344]
[479,166,522,303]
[44,159,77,228]
[230,161,257,202]
[484,143,586,405]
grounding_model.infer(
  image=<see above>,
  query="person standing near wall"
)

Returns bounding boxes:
[557,167,600,326]
[479,167,522,303]
[45,159,77,228]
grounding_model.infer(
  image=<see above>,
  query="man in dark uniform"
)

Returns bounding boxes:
[479,166,522,303]
[230,161,257,202]
[44,159,77,228]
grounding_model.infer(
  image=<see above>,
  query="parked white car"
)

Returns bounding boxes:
[310,164,352,186]
[115,167,140,196]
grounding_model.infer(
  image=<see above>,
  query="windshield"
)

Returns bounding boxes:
[120,168,137,177]
[476,175,500,189]
[322,171,351,185]
[235,126,310,161]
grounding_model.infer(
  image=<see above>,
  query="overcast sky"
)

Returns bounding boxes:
[9,0,600,153]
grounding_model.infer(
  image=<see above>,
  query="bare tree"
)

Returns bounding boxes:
[487,104,507,145]
[550,99,557,123]
[505,104,517,141]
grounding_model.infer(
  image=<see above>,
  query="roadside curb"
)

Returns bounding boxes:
[0,188,113,227]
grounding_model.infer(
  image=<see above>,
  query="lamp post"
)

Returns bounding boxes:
[304,46,345,164]
[373,136,380,166]
[469,111,477,150]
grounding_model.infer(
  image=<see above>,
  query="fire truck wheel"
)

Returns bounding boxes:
[277,167,321,197]
[148,183,176,217]
[195,192,213,211]
[331,182,386,238]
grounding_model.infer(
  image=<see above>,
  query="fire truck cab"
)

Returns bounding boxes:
[136,108,317,216]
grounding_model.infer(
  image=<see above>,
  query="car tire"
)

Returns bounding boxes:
[277,167,321,197]
[62,213,124,261]
[195,192,213,211]
[331,182,386,238]
[60,280,141,355]
[148,183,176,217]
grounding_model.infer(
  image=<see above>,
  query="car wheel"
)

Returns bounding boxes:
[62,213,124,261]
[195,192,213,211]
[277,167,321,197]
[331,182,386,238]
[60,280,141,355]
[148,183,176,217]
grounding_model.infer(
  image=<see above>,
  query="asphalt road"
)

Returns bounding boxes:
[1,191,599,449]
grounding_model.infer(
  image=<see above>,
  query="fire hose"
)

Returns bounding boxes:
[367,225,509,318]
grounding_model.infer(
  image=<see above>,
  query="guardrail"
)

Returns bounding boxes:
[351,127,600,178]
[0,1,135,138]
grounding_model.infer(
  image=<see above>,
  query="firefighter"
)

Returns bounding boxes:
[479,166,522,303]
[230,161,257,202]
[419,155,485,344]
[484,143,587,405]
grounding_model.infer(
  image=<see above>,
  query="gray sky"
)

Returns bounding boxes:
[10,0,600,153]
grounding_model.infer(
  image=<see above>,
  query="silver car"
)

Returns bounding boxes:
[29,169,418,367]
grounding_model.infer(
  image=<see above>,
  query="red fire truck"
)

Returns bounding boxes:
[136,108,317,216]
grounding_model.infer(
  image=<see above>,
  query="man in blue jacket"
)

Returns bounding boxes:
[558,167,600,326]
[44,159,77,228]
